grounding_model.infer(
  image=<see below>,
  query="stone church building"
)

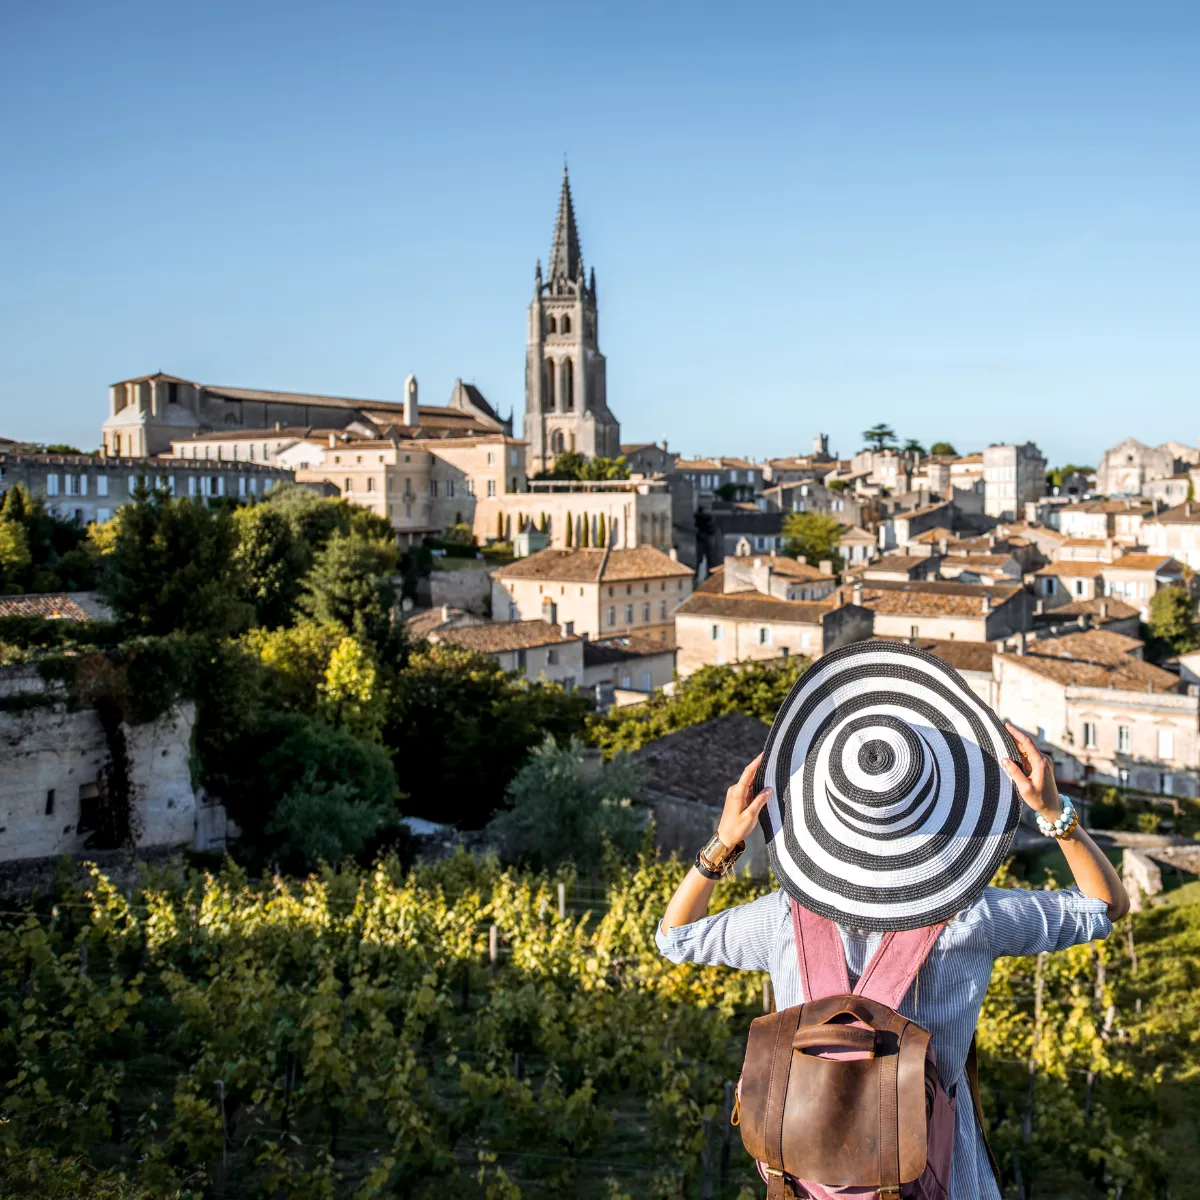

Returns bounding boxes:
[524,167,621,473]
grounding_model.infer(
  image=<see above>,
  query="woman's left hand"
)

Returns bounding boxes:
[1000,722,1063,821]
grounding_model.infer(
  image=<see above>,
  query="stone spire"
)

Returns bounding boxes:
[548,165,582,283]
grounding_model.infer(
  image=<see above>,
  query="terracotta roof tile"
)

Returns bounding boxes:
[0,594,98,622]
[1038,597,1140,623]
[675,589,838,625]
[871,635,996,674]
[1101,554,1181,573]
[855,580,1023,617]
[432,619,579,654]
[1146,501,1200,525]
[631,713,771,805]
[583,630,677,666]
[491,547,692,583]
[1035,560,1107,577]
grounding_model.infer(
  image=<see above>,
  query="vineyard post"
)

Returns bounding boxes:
[558,882,566,919]
[489,924,498,971]
[701,1115,714,1200]
[720,1080,734,1184]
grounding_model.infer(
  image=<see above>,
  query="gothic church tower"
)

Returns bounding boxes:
[524,167,620,473]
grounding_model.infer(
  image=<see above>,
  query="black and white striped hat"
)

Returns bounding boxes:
[756,640,1021,932]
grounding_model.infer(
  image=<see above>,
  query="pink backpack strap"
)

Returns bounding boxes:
[852,923,945,1010]
[791,898,944,1008]
[790,899,851,999]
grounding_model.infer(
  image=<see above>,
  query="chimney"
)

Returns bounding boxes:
[982,594,992,614]
[403,373,419,427]
[668,547,678,561]
[939,538,948,555]
[852,583,863,606]
[274,420,282,432]
[796,554,807,565]
[1099,600,1108,620]
[1017,632,1026,656]
[818,559,833,576]
[328,432,336,448]
[1034,598,1044,615]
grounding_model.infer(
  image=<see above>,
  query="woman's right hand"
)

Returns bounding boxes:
[717,753,772,849]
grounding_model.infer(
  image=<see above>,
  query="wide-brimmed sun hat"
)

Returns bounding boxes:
[755,640,1021,932]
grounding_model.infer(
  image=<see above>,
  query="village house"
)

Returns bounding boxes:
[1056,498,1151,545]
[993,629,1198,798]
[837,526,879,566]
[873,636,998,708]
[506,477,675,554]
[936,552,1024,585]
[701,506,785,566]
[983,442,1046,519]
[854,579,1033,642]
[490,546,693,641]
[1142,500,1200,570]
[861,555,943,583]
[673,457,764,505]
[582,631,678,705]
[620,441,676,477]
[0,448,291,526]
[877,500,955,552]
[1033,560,1106,606]
[1031,597,1142,640]
[420,618,584,690]
[1053,537,1122,563]
[673,568,873,676]
[1096,437,1200,497]
[1099,554,1185,620]
[762,480,868,528]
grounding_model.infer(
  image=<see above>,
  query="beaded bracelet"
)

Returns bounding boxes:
[1035,794,1078,840]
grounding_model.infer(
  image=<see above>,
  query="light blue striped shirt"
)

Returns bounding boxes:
[656,885,1113,1199]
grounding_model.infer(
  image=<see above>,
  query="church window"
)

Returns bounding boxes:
[562,359,575,411]
[548,315,557,334]
[561,315,571,334]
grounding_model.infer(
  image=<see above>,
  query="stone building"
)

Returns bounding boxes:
[1097,437,1199,497]
[0,448,290,525]
[490,546,693,641]
[524,169,620,472]
[1142,501,1200,570]
[983,442,1046,519]
[582,631,678,705]
[102,368,510,461]
[498,478,673,553]
[993,629,1198,797]
[855,579,1033,642]
[673,567,873,675]
[422,619,584,690]
[1057,498,1150,546]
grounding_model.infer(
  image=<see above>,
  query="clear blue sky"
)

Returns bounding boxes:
[2,0,1197,467]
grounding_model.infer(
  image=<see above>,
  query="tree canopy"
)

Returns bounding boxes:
[1147,585,1199,656]
[861,423,897,452]
[535,450,631,481]
[929,441,958,457]
[781,510,845,572]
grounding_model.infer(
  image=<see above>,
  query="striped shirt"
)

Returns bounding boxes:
[656,885,1113,1199]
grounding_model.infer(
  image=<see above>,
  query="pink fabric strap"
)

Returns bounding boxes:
[790,899,945,1008]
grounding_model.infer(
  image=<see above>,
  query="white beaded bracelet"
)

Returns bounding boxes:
[1035,794,1078,840]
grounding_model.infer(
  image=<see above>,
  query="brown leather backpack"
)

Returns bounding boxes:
[736,901,998,1199]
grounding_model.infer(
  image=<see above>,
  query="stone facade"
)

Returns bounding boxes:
[495,479,672,552]
[856,580,1033,642]
[0,449,290,526]
[1097,437,1199,497]
[0,703,197,863]
[525,169,620,472]
[983,442,1047,519]
[1142,501,1200,570]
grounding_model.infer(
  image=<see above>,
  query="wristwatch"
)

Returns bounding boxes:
[696,832,745,879]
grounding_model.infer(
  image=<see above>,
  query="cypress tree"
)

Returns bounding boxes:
[565,512,573,547]
[597,513,607,548]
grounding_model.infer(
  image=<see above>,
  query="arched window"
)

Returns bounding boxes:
[563,358,574,411]
[547,315,557,334]
[561,315,571,334]
[552,430,565,454]
[544,359,555,409]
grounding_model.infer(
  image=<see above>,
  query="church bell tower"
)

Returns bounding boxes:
[524,167,620,473]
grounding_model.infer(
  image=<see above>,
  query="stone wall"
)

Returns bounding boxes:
[426,564,494,615]
[0,702,197,863]
[647,791,769,878]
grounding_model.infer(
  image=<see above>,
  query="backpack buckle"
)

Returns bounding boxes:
[879,1188,901,1200]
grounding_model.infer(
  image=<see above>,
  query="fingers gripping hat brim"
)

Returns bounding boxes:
[755,640,1021,932]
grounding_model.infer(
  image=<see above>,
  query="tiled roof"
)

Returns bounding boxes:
[1005,631,1177,692]
[855,580,1023,617]
[0,593,100,622]
[1101,554,1181,574]
[675,586,837,625]
[896,502,952,520]
[631,713,771,806]
[838,525,877,543]
[1145,501,1200,525]
[866,555,930,572]
[1060,537,1109,549]
[946,554,1020,570]
[758,557,833,579]
[1035,560,1106,577]
[583,630,677,667]
[1068,499,1151,514]
[1037,597,1140,623]
[871,635,996,675]
[432,619,579,654]
[404,606,478,640]
[491,546,693,583]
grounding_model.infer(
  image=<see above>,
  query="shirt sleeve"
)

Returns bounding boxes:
[655,889,786,973]
[976,886,1113,959]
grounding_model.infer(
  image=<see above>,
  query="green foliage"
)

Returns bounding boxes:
[1147,584,1199,654]
[441,522,478,549]
[215,710,397,851]
[488,737,646,873]
[826,478,849,494]
[901,438,925,456]
[0,484,95,594]
[1088,786,1128,830]
[242,620,344,714]
[231,503,306,627]
[781,510,845,572]
[929,441,957,457]
[1045,463,1094,491]
[319,635,387,742]
[98,490,251,637]
[387,644,592,829]
[300,532,398,651]
[592,657,806,754]
[265,776,395,872]
[0,615,120,663]
[538,451,631,482]
[861,423,896,452]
